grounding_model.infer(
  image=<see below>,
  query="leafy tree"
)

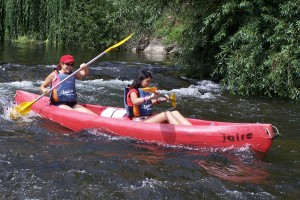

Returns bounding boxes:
[177,0,299,100]
[212,0,300,99]
[175,0,223,79]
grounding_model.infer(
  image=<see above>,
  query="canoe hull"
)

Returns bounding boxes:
[14,90,274,153]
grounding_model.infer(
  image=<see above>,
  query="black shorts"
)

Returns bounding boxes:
[52,101,77,108]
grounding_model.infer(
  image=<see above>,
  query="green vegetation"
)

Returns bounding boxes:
[155,9,186,45]
[178,0,300,100]
[0,0,299,100]
[14,36,33,43]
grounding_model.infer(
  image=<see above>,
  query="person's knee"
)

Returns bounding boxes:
[162,111,171,120]
[165,111,173,116]
[171,110,180,115]
[163,111,169,118]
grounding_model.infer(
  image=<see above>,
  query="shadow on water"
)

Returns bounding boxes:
[38,119,74,134]
[130,142,270,184]
[196,152,269,183]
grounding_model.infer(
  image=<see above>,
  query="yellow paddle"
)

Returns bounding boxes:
[141,87,158,93]
[168,93,176,108]
[141,87,177,108]
[10,33,134,119]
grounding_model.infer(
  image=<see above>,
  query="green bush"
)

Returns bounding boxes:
[212,0,300,100]
[177,0,300,100]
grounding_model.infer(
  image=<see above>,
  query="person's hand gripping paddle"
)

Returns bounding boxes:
[141,87,176,108]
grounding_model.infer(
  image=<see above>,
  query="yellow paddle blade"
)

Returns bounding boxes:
[140,87,158,93]
[104,33,134,53]
[10,101,34,119]
[169,93,176,108]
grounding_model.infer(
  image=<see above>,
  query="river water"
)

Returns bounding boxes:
[0,42,299,199]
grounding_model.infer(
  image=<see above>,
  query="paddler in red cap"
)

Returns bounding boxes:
[40,54,96,114]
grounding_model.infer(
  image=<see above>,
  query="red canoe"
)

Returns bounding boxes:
[14,90,278,153]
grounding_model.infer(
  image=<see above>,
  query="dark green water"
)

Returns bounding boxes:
[0,42,299,199]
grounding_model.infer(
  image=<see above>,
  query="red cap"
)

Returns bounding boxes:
[60,55,74,63]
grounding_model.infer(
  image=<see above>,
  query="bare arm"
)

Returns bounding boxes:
[130,92,158,105]
[75,63,89,79]
[39,73,55,94]
[152,97,167,105]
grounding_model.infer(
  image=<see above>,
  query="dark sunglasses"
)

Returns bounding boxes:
[64,63,74,67]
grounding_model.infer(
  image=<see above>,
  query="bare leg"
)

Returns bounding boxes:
[171,111,192,125]
[165,111,181,125]
[144,112,168,123]
[73,104,97,115]
[58,104,96,115]
[57,104,75,111]
[144,111,180,125]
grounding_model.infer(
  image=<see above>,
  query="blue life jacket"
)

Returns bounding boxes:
[124,87,153,118]
[138,88,153,116]
[50,70,77,103]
